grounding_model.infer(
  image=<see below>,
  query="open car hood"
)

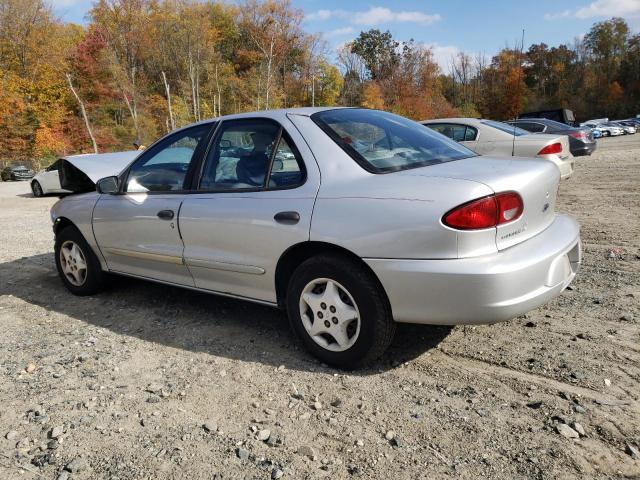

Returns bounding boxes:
[59,151,139,193]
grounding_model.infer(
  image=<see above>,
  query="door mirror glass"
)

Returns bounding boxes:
[96,176,119,194]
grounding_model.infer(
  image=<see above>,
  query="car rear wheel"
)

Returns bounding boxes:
[55,226,107,296]
[31,181,43,197]
[286,254,395,369]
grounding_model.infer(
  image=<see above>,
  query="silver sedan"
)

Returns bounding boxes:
[421,118,575,179]
[50,108,581,368]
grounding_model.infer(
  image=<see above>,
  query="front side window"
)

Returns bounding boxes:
[126,124,210,193]
[199,119,304,190]
[312,109,476,173]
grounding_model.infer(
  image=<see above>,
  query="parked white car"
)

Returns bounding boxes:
[32,153,140,197]
[421,118,575,179]
[580,122,623,137]
[50,108,581,368]
[608,121,636,134]
[31,160,69,197]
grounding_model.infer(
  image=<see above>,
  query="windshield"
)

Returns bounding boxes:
[481,120,529,136]
[311,109,476,173]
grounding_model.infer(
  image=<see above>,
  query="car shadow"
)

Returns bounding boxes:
[0,253,452,374]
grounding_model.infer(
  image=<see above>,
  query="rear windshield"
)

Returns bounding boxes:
[311,109,476,173]
[537,118,573,129]
[481,120,529,136]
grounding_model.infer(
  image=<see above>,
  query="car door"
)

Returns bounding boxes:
[92,123,213,286]
[179,117,320,303]
[40,160,63,192]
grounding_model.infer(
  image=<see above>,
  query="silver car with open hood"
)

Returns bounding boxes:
[50,108,581,368]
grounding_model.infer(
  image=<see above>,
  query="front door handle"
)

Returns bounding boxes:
[274,211,300,225]
[157,210,175,220]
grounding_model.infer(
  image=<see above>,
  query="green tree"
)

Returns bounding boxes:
[350,29,398,80]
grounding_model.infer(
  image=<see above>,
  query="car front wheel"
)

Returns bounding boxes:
[54,226,107,296]
[31,180,43,197]
[286,254,396,369]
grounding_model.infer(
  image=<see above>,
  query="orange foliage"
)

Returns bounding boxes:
[361,82,385,110]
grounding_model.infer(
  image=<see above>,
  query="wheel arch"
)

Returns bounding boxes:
[53,216,76,236]
[274,241,391,312]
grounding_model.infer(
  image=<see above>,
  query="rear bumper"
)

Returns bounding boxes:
[365,214,581,325]
[571,142,597,157]
[558,159,574,179]
[540,155,574,179]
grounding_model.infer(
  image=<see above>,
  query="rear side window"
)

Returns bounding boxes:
[464,126,477,141]
[517,122,545,133]
[427,123,477,142]
[312,109,476,173]
[199,119,305,191]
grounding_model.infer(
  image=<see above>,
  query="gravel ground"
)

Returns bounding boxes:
[0,135,638,480]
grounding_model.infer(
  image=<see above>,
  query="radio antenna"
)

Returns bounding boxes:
[512,28,525,157]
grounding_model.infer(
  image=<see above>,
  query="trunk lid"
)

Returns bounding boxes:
[515,134,571,159]
[396,155,560,251]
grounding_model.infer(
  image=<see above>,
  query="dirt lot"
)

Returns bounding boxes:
[0,135,638,480]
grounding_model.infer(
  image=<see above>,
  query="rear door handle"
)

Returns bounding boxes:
[157,210,175,220]
[274,211,300,225]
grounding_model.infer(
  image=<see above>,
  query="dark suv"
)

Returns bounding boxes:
[506,118,597,157]
[1,165,35,181]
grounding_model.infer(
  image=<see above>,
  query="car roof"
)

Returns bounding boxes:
[170,107,351,135]
[420,118,483,125]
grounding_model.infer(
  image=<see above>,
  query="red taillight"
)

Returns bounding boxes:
[496,191,524,223]
[569,132,587,141]
[443,192,523,230]
[537,142,562,155]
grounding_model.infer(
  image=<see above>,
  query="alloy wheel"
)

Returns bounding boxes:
[59,240,88,286]
[299,278,361,352]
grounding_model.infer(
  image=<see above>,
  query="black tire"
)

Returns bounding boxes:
[603,131,610,137]
[31,180,43,197]
[286,254,396,369]
[54,226,107,296]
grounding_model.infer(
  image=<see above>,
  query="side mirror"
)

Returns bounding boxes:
[96,176,119,194]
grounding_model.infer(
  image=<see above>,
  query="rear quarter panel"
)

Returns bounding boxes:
[310,175,494,259]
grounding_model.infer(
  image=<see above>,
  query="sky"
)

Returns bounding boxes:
[50,0,640,71]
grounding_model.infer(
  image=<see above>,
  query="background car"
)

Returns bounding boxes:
[581,122,623,137]
[621,118,640,127]
[590,127,603,139]
[30,159,71,197]
[50,107,580,368]
[421,118,574,179]
[1,164,35,181]
[519,108,576,126]
[609,121,636,134]
[506,118,596,156]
